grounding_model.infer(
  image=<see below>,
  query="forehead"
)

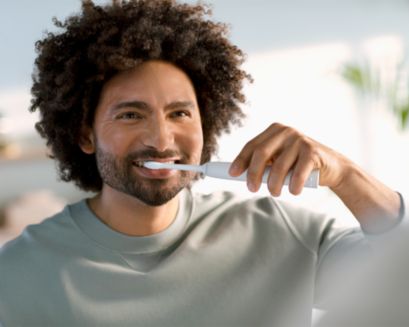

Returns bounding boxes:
[99,60,198,106]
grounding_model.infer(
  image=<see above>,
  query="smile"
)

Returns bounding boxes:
[132,158,181,179]
[134,160,173,168]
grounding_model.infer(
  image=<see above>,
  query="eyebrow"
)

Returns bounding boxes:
[110,100,149,113]
[165,101,196,110]
[110,100,196,113]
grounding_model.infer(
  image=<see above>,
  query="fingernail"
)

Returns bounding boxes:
[229,163,240,175]
[247,181,257,192]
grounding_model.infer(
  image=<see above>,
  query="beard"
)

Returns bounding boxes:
[95,146,196,206]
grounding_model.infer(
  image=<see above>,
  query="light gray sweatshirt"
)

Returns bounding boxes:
[0,190,369,327]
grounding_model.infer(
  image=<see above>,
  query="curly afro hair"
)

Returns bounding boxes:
[30,0,251,192]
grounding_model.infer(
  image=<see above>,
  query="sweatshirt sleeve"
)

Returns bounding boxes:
[315,194,409,326]
[314,192,408,309]
[271,198,371,309]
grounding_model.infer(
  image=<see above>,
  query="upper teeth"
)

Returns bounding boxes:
[135,160,176,166]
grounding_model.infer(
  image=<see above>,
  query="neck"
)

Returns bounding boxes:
[88,185,180,236]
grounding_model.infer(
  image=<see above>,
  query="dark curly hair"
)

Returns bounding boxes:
[30,0,251,192]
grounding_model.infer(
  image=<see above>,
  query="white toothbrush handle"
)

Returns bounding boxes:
[205,162,319,188]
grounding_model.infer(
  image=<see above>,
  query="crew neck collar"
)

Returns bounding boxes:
[69,189,193,254]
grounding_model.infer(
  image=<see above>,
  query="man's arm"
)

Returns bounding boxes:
[330,161,401,233]
[229,122,402,233]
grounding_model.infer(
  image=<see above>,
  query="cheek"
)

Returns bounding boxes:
[178,123,203,160]
[96,125,136,154]
[191,128,204,156]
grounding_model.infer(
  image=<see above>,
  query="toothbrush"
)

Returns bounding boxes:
[142,161,319,188]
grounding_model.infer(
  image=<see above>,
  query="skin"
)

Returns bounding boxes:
[80,59,400,236]
[229,123,401,233]
[80,60,203,236]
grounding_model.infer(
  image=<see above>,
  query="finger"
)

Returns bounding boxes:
[245,133,290,192]
[246,148,273,192]
[267,146,299,197]
[288,138,321,194]
[229,123,287,177]
[229,139,255,177]
[289,157,316,195]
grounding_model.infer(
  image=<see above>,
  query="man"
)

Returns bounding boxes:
[0,1,406,326]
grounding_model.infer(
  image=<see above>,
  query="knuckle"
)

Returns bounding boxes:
[298,137,315,153]
[291,170,304,181]
[243,139,253,149]
[246,169,259,181]
[288,128,302,140]
[300,136,312,146]
[268,122,286,134]
[234,153,247,163]
[302,144,314,157]
[303,144,319,159]
[245,137,260,149]
[271,122,286,129]
[282,129,300,144]
[253,147,270,159]
[272,161,287,174]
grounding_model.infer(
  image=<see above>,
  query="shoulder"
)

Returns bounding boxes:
[190,190,310,231]
[0,206,64,258]
[0,201,88,299]
[192,190,324,221]
[0,203,79,314]
[0,201,82,268]
[190,190,357,252]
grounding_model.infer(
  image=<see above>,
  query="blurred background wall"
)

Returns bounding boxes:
[1,0,409,245]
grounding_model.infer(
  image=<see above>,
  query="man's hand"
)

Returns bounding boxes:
[229,123,349,196]
[229,123,401,232]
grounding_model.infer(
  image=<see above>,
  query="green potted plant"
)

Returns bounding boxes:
[341,59,409,130]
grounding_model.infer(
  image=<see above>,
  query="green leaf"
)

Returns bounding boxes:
[341,64,365,91]
[401,106,409,130]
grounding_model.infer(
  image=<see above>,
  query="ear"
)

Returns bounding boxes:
[78,125,96,154]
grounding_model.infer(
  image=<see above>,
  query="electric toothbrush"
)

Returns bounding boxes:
[141,161,319,188]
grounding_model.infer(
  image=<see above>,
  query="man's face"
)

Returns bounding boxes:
[81,60,204,206]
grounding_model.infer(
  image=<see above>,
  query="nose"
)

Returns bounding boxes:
[141,116,175,152]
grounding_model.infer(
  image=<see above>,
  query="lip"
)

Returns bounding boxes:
[132,157,181,179]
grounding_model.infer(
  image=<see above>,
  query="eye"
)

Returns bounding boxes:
[116,111,143,120]
[170,110,190,119]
